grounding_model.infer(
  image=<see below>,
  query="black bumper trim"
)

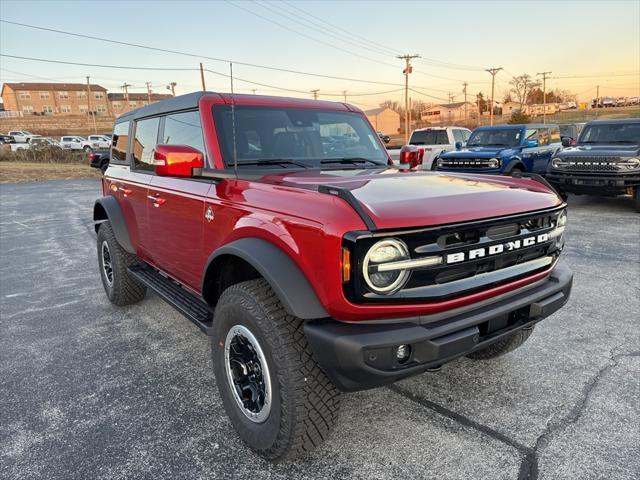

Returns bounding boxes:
[305,262,573,392]
[547,172,640,194]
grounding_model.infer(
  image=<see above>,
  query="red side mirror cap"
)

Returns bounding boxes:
[154,144,204,177]
[399,145,424,169]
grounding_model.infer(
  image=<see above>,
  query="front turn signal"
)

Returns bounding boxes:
[342,247,351,283]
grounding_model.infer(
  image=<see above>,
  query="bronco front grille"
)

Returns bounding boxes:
[439,158,495,168]
[345,207,566,303]
[557,157,623,172]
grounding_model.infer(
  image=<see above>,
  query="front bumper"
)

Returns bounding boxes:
[546,171,640,195]
[305,262,573,392]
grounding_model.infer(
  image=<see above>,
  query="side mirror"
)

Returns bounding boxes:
[525,140,538,148]
[154,144,205,177]
[455,141,463,150]
[561,137,572,148]
[399,145,424,169]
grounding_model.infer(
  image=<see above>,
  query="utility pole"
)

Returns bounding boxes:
[251,89,257,95]
[199,63,206,91]
[476,93,482,127]
[595,85,600,118]
[463,82,468,123]
[167,82,177,96]
[311,89,320,100]
[145,82,152,103]
[397,54,420,143]
[342,90,347,103]
[485,67,503,126]
[86,76,96,133]
[537,71,552,124]
[121,82,131,103]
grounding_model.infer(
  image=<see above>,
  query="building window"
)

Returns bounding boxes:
[18,92,31,100]
[96,105,107,114]
[79,105,88,113]
[22,106,34,114]
[58,91,69,99]
[112,102,122,109]
[42,105,54,115]
[40,91,50,99]
[60,105,72,113]
[129,101,137,107]
[77,91,86,98]
[94,92,105,99]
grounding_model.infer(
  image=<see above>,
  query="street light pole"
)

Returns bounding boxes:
[537,71,552,124]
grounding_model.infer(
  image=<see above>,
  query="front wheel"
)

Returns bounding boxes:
[466,327,534,360]
[212,279,340,461]
[83,145,92,152]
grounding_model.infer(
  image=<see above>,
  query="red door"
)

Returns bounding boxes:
[146,176,213,292]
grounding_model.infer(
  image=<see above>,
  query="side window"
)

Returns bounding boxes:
[162,111,205,155]
[549,127,561,144]
[133,117,160,171]
[462,130,471,142]
[452,129,464,143]
[111,121,130,163]
[538,128,550,146]
[525,128,538,144]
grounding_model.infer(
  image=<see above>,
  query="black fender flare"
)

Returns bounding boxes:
[503,157,525,174]
[93,196,135,254]
[204,238,329,320]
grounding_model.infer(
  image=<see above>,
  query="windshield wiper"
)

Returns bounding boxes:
[239,158,309,168]
[321,157,382,166]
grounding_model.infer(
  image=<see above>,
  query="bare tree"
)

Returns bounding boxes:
[509,74,541,108]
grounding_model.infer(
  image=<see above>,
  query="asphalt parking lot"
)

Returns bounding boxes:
[1,179,639,480]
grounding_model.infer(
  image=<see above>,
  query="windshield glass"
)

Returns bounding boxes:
[467,128,523,147]
[213,105,387,168]
[579,122,640,144]
[409,129,449,145]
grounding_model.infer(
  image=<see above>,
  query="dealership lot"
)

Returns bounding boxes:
[1,179,638,480]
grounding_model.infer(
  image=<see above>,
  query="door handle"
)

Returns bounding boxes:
[147,194,166,207]
[119,187,132,196]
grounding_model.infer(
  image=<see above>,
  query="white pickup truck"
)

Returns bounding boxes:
[59,135,111,151]
[8,131,37,143]
[388,126,472,169]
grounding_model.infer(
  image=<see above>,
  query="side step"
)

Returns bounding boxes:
[128,263,213,335]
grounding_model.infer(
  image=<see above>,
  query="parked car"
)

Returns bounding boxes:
[89,149,110,174]
[436,124,562,175]
[86,134,112,150]
[93,92,572,460]
[559,123,586,146]
[547,118,640,211]
[627,96,640,106]
[602,97,616,108]
[0,133,16,144]
[616,97,627,107]
[8,130,37,143]
[377,131,390,144]
[396,126,472,170]
[29,137,63,149]
[60,136,89,150]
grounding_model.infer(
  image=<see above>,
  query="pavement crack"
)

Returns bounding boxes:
[523,348,640,480]
[387,383,536,478]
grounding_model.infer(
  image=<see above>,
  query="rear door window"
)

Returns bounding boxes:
[111,121,130,164]
[132,117,160,172]
[549,127,561,143]
[538,128,550,146]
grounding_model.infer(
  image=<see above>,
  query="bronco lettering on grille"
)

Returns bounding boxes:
[445,233,550,264]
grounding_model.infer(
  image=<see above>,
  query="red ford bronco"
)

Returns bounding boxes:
[94,92,572,460]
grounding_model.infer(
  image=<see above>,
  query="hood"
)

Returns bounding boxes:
[440,146,519,159]
[558,144,640,158]
[260,168,562,230]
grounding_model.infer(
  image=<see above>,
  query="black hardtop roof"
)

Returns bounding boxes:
[116,91,209,123]
[585,117,640,125]
[475,123,558,129]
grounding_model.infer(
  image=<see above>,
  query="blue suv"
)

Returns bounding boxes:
[436,124,562,175]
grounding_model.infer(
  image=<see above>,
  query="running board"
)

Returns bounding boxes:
[128,263,213,335]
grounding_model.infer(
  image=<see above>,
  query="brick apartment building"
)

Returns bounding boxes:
[1,82,110,116]
[108,92,173,116]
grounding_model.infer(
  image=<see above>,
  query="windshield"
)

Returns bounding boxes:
[579,122,640,144]
[409,129,449,145]
[213,105,387,168]
[467,128,523,147]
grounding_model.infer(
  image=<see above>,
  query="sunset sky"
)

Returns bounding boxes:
[1,0,638,109]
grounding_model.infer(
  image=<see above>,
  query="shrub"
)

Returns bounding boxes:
[0,146,89,164]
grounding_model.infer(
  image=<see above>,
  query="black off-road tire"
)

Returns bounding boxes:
[466,327,534,360]
[100,161,109,174]
[96,222,146,305]
[508,166,524,176]
[211,279,340,461]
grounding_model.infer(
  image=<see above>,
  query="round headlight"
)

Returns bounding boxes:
[551,157,565,169]
[624,158,640,170]
[362,239,410,294]
[488,158,500,168]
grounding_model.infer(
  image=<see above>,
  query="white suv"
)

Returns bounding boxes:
[404,126,472,169]
[60,136,89,150]
[8,131,37,143]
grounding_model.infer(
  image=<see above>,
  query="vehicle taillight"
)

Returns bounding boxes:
[399,145,424,169]
[89,153,96,160]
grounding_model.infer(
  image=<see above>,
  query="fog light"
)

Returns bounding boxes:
[396,344,411,363]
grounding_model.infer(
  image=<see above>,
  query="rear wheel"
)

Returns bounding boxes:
[466,327,534,360]
[212,279,340,461]
[83,145,92,152]
[96,222,146,305]
[100,161,109,174]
